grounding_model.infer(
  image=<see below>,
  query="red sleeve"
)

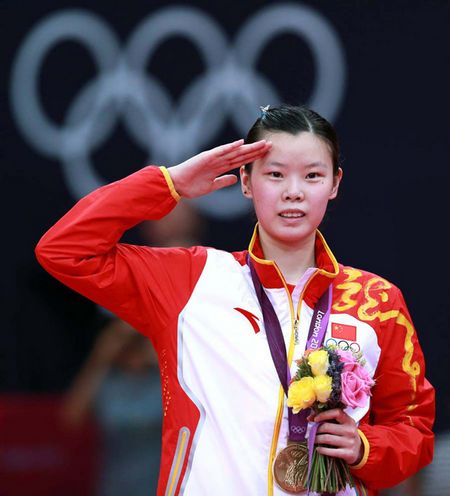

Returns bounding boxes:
[35,166,207,348]
[350,288,435,489]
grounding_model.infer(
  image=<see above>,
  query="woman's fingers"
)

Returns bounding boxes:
[313,408,346,424]
[315,446,353,460]
[170,138,271,198]
[213,141,272,173]
[219,140,271,161]
[210,174,239,192]
[312,408,362,464]
[315,436,362,464]
[317,422,345,436]
[230,151,268,167]
[215,138,268,157]
[213,139,268,161]
[215,139,245,156]
[316,434,347,449]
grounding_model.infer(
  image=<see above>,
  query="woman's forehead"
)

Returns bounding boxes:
[258,131,333,167]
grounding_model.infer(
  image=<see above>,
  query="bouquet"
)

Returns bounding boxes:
[287,345,374,494]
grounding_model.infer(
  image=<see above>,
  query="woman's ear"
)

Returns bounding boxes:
[329,167,343,200]
[240,165,253,198]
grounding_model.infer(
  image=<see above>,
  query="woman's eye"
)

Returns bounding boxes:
[306,172,321,179]
[269,171,282,178]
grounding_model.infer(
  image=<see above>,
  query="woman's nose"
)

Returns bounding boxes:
[282,181,304,201]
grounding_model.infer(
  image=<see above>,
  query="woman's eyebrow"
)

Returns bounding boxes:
[264,161,329,168]
[304,161,328,169]
[264,161,287,167]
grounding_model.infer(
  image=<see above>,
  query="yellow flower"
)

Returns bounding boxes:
[313,374,332,403]
[308,349,329,376]
[287,377,316,414]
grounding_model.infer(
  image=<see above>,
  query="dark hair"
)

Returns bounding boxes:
[244,104,340,174]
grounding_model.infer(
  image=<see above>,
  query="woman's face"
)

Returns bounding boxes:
[240,131,342,251]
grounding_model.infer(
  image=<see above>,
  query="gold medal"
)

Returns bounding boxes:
[273,442,308,493]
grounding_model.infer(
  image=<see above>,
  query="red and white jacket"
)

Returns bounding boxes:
[36,166,434,496]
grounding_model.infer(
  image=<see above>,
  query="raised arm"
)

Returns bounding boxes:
[35,140,271,342]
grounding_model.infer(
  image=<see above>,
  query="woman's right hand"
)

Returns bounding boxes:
[168,139,271,198]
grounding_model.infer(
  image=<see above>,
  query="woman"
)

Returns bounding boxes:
[36,104,434,495]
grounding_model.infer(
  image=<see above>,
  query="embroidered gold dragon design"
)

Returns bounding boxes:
[333,268,420,414]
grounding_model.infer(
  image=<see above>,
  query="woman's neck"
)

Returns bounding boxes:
[259,233,316,285]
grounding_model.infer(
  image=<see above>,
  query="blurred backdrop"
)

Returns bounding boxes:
[1,1,449,495]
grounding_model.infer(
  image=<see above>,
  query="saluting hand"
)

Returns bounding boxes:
[168,139,271,198]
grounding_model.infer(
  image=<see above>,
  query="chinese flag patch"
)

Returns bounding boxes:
[331,323,357,341]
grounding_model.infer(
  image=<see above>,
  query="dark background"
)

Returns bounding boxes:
[2,0,449,435]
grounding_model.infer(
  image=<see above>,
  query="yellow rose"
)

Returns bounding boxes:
[287,377,316,414]
[313,374,332,403]
[308,349,329,376]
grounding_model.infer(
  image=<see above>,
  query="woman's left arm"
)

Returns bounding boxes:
[347,288,435,489]
[311,287,434,490]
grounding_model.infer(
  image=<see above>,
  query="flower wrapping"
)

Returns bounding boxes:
[287,345,375,494]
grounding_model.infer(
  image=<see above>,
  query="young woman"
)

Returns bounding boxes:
[36,105,434,496]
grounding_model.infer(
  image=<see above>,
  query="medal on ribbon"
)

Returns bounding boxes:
[273,441,309,493]
[247,255,332,494]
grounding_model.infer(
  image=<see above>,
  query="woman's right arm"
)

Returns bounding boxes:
[35,166,196,339]
[35,140,271,339]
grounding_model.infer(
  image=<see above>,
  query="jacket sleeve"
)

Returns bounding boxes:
[350,287,435,489]
[35,166,207,348]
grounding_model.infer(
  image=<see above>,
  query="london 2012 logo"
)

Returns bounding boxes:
[10,4,346,219]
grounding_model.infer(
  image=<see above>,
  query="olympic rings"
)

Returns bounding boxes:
[290,425,306,434]
[325,338,361,353]
[10,4,346,219]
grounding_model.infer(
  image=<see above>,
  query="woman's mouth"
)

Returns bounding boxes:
[279,210,305,218]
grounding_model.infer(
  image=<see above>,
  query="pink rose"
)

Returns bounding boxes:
[336,349,359,372]
[338,351,375,409]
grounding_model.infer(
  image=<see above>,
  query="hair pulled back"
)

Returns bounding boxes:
[245,104,340,174]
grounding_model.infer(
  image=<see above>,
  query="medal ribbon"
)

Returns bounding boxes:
[247,255,332,443]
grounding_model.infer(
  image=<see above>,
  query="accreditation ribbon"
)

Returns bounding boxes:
[247,255,333,494]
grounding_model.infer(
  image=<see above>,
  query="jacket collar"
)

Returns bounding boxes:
[247,225,339,307]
